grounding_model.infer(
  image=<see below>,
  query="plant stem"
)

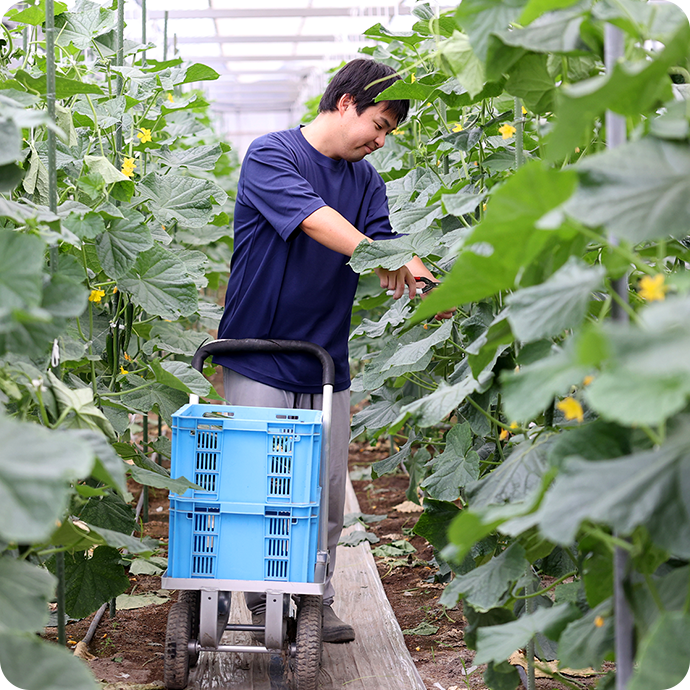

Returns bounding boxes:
[465,395,512,430]
[512,571,577,599]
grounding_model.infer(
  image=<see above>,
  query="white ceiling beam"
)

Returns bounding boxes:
[150,7,409,19]
[182,54,328,62]
[175,34,368,44]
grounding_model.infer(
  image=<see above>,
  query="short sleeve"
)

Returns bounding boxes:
[363,169,396,241]
[239,136,326,240]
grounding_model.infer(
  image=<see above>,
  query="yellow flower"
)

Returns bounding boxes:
[498,123,517,140]
[136,127,152,143]
[392,128,402,135]
[556,397,584,423]
[112,286,118,293]
[452,123,463,132]
[89,288,105,303]
[638,274,667,302]
[167,92,175,103]
[521,105,527,115]
[509,421,519,430]
[482,203,487,212]
[499,428,510,441]
[594,615,605,628]
[121,157,136,178]
[120,366,127,376]
[123,352,132,362]
[583,375,594,386]
[411,74,416,83]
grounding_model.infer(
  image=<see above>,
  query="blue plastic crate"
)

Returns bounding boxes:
[167,497,320,582]
[171,403,322,504]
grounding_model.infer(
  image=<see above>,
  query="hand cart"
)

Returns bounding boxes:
[161,338,335,690]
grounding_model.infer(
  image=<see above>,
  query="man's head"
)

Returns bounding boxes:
[319,59,409,127]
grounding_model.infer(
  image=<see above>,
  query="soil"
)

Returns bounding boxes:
[43,424,603,690]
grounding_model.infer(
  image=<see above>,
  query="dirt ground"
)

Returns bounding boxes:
[42,432,604,690]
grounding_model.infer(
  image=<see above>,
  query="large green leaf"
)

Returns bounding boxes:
[119,244,198,320]
[0,631,99,690]
[47,371,116,440]
[506,257,604,342]
[436,31,486,98]
[474,603,580,664]
[116,374,189,426]
[351,298,413,338]
[628,612,690,690]
[413,498,461,551]
[13,70,103,97]
[154,144,224,171]
[533,426,690,557]
[413,163,578,321]
[0,229,44,310]
[138,173,228,229]
[566,138,690,244]
[350,229,443,272]
[61,545,130,618]
[84,154,129,184]
[468,435,554,509]
[142,320,210,356]
[351,387,409,440]
[504,53,555,113]
[129,464,203,495]
[96,209,153,278]
[76,493,135,535]
[440,543,529,610]
[380,320,453,373]
[422,422,480,500]
[54,0,117,48]
[0,557,55,633]
[390,201,444,235]
[71,430,129,497]
[0,418,93,542]
[151,359,212,397]
[42,274,88,319]
[455,0,529,61]
[546,9,690,160]
[371,433,417,477]
[557,601,615,669]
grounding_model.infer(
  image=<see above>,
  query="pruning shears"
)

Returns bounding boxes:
[386,276,440,297]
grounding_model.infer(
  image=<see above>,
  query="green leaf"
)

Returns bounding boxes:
[382,320,453,374]
[54,2,117,49]
[76,493,135,535]
[371,539,417,558]
[129,465,201,495]
[413,498,460,552]
[142,320,210,356]
[442,191,486,216]
[443,543,529,612]
[129,556,167,575]
[13,70,103,97]
[372,433,417,477]
[474,603,579,664]
[350,229,443,273]
[504,53,555,113]
[119,244,198,320]
[558,601,614,669]
[533,426,690,557]
[548,420,631,469]
[455,0,529,62]
[0,419,93,542]
[484,660,521,690]
[390,201,444,235]
[71,430,128,497]
[116,374,189,426]
[501,347,588,424]
[468,435,554,509]
[436,31,486,98]
[0,229,44,310]
[42,273,88,319]
[628,612,690,690]
[175,63,221,84]
[422,422,480,500]
[84,154,129,184]
[412,163,578,321]
[154,144,223,171]
[338,531,380,547]
[402,621,440,635]
[84,523,157,556]
[61,546,130,618]
[96,210,154,278]
[546,12,690,161]
[151,359,212,397]
[10,0,68,24]
[566,138,690,244]
[350,387,408,439]
[351,298,413,339]
[138,173,228,229]
[0,631,99,690]
[0,557,55,633]
[519,0,581,24]
[506,257,605,342]
[47,371,116,440]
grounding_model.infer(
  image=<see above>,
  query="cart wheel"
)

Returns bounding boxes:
[292,595,322,690]
[165,601,192,690]
[178,590,200,667]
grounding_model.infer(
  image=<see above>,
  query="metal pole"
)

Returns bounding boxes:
[115,0,125,168]
[514,97,524,170]
[163,10,168,61]
[604,22,634,690]
[45,0,58,271]
[55,551,66,645]
[141,0,146,66]
[142,413,149,523]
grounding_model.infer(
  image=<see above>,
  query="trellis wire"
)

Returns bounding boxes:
[604,22,634,690]
[115,0,125,167]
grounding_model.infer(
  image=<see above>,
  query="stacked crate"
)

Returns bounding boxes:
[166,404,322,583]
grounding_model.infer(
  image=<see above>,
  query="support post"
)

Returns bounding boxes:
[115,0,125,167]
[141,0,147,66]
[604,22,634,690]
[55,551,66,646]
[45,0,58,270]
[163,10,168,61]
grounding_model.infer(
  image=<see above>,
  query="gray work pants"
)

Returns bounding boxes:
[222,368,351,611]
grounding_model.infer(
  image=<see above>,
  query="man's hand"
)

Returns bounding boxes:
[375,265,417,300]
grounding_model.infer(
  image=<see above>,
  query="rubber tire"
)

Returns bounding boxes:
[164,601,191,690]
[292,595,322,690]
[178,591,200,667]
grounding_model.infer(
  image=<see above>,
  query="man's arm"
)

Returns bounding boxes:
[300,206,416,299]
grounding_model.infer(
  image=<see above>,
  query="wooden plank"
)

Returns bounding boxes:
[189,476,425,689]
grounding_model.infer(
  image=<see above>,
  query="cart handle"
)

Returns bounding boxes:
[191,338,335,387]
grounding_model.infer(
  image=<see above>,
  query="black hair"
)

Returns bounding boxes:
[318,58,409,125]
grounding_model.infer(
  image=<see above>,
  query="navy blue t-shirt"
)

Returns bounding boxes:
[215,126,396,394]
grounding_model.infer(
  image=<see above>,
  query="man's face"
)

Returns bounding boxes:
[337,98,398,162]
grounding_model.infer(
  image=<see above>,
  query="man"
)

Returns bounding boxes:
[215,58,440,643]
